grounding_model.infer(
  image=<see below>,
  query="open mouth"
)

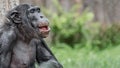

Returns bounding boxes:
[39,26,49,31]
[38,24,50,31]
[38,23,50,34]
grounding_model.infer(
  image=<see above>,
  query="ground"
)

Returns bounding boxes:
[51,44,120,68]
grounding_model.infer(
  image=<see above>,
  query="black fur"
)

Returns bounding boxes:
[0,4,63,68]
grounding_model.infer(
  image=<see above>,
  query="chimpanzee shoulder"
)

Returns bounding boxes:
[0,4,63,68]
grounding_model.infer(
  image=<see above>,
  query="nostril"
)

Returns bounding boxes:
[40,16,43,18]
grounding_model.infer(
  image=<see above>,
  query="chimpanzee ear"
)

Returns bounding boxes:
[10,10,22,24]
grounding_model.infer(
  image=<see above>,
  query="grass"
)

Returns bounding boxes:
[51,45,120,68]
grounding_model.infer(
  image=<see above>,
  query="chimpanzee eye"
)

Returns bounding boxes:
[36,8,40,13]
[30,9,35,13]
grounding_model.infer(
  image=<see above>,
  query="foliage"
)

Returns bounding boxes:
[50,11,94,46]
[42,0,120,49]
[39,1,120,68]
[39,0,120,68]
[92,23,120,49]
[51,44,120,68]
[42,0,94,47]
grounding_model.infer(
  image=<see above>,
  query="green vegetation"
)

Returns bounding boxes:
[42,0,120,49]
[51,44,120,68]
[41,0,120,68]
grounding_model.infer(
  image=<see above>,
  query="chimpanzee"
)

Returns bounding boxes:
[0,4,63,68]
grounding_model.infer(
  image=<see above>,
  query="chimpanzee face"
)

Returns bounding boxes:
[7,4,50,38]
[27,6,50,38]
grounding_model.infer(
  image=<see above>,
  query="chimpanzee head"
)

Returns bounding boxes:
[6,4,50,39]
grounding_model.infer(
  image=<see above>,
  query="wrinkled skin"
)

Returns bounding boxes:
[0,4,63,68]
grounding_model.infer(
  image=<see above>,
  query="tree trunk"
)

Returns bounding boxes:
[82,0,120,23]
[20,0,46,6]
[0,0,19,23]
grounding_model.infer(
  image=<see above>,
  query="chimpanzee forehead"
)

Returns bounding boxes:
[14,4,40,11]
[28,6,40,11]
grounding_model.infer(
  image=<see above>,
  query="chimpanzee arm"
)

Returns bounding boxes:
[0,27,16,68]
[36,39,63,68]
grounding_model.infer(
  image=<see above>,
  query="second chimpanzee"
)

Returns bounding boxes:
[0,4,63,68]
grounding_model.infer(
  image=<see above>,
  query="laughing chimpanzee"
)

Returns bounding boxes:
[0,4,63,68]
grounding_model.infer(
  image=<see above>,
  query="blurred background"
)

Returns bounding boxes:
[1,0,120,68]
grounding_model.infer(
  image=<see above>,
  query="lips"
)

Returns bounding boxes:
[38,23,50,31]
[38,22,50,37]
[39,26,50,32]
[39,26,48,30]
